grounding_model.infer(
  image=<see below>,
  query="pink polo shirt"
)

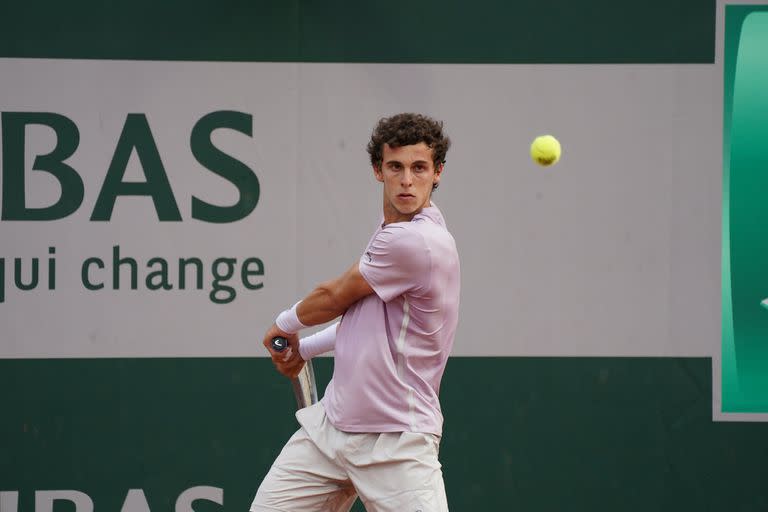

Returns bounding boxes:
[321,204,460,435]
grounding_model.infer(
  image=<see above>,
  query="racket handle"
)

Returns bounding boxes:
[271,336,289,352]
[269,336,318,409]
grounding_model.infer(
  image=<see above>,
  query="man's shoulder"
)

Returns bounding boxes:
[375,222,429,254]
[412,216,456,249]
[373,208,456,257]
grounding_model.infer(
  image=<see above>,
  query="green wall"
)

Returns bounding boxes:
[2,358,767,510]
[0,0,714,62]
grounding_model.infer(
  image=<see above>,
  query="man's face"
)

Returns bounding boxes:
[374,142,443,223]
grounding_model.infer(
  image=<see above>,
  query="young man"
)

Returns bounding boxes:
[252,113,460,512]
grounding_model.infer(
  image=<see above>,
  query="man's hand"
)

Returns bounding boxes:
[262,324,306,379]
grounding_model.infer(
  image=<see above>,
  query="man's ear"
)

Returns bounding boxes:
[433,162,444,186]
[373,164,384,183]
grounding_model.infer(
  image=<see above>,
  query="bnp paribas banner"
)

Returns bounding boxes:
[0,31,728,362]
[0,60,301,358]
[2,1,768,511]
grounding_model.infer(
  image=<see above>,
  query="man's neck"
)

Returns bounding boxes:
[382,204,425,226]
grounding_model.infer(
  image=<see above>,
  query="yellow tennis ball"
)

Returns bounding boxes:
[530,135,561,166]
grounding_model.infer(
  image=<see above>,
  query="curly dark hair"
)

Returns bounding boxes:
[366,113,451,172]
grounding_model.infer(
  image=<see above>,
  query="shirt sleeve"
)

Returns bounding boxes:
[358,225,431,303]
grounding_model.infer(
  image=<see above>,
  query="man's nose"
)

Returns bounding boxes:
[401,169,413,186]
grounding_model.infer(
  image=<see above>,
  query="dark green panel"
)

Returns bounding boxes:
[0,0,715,63]
[298,0,715,63]
[0,0,299,62]
[440,358,768,510]
[2,357,766,512]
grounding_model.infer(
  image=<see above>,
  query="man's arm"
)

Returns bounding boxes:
[295,261,375,326]
[298,322,339,360]
[262,261,374,378]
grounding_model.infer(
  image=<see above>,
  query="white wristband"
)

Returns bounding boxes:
[299,322,339,361]
[275,301,308,334]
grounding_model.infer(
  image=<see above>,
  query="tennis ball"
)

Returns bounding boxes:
[530,135,561,166]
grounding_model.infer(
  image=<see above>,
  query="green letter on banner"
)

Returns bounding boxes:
[722,6,768,413]
[191,111,260,223]
[1,112,83,220]
[91,114,181,221]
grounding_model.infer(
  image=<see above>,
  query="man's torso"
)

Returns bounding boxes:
[322,205,460,435]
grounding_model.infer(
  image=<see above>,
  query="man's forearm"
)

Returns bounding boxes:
[296,281,348,326]
[279,262,374,331]
[299,322,339,360]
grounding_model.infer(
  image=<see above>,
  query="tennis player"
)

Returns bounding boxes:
[252,113,460,512]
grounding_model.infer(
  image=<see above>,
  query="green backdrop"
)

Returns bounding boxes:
[2,358,767,510]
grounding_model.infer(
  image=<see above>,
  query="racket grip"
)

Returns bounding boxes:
[269,336,318,409]
[271,336,288,352]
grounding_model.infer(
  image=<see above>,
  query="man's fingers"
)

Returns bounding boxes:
[275,357,305,379]
[287,363,305,379]
[262,327,304,378]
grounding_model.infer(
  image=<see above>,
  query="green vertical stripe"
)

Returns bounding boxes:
[0,0,715,63]
[722,6,768,413]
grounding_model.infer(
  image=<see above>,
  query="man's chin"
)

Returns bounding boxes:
[394,202,416,212]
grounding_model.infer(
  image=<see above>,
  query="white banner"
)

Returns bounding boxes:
[0,59,720,357]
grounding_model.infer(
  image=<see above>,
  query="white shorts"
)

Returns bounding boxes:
[251,401,449,512]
